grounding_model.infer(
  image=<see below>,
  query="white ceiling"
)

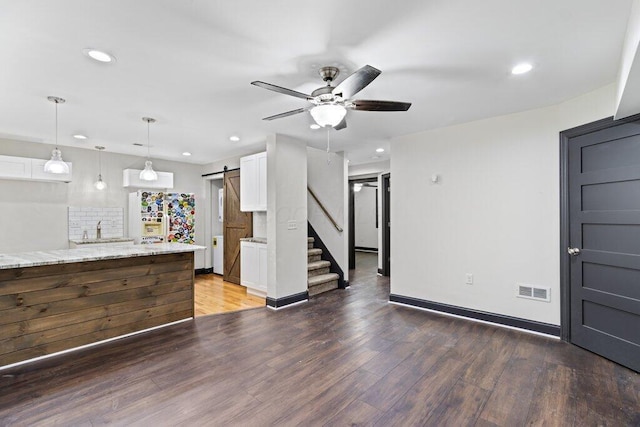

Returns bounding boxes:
[0,0,634,165]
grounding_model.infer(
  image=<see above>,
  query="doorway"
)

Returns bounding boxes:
[349,175,390,276]
[195,170,263,316]
[560,114,640,372]
[223,169,252,284]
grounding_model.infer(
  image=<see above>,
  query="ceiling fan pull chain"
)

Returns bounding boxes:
[326,128,331,164]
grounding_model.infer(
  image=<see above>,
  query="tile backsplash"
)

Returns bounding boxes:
[68,207,124,240]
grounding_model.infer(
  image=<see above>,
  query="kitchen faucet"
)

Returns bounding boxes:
[96,220,102,239]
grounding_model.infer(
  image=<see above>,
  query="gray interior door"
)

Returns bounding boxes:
[567,119,640,372]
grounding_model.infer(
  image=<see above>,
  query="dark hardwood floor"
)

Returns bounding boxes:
[0,252,638,425]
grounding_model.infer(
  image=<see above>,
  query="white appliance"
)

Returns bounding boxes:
[213,235,224,275]
[128,191,196,244]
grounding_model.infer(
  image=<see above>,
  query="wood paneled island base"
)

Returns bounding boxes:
[0,251,195,367]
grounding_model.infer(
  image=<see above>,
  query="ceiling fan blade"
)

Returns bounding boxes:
[262,107,309,121]
[351,100,412,111]
[332,65,381,99]
[334,117,347,130]
[251,81,313,101]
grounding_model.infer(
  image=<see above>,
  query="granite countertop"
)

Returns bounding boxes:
[240,237,267,244]
[0,243,206,270]
[69,237,135,245]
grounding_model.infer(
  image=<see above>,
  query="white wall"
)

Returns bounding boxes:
[615,0,640,119]
[391,84,616,325]
[307,147,349,280]
[349,160,390,178]
[267,134,308,299]
[0,138,208,269]
[354,185,378,249]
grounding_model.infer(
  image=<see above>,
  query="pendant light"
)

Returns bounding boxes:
[139,117,158,181]
[94,146,107,190]
[44,96,70,174]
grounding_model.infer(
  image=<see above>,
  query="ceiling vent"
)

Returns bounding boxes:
[517,284,550,302]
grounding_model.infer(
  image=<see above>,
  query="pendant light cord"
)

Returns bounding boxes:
[326,128,331,164]
[55,100,58,149]
[147,120,151,159]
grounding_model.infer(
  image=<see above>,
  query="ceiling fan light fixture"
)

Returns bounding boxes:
[310,104,347,128]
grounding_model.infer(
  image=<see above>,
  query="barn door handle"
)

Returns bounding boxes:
[567,247,581,256]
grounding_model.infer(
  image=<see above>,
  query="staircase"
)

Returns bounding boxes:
[307,237,339,296]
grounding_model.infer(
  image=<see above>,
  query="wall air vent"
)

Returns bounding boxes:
[517,284,551,302]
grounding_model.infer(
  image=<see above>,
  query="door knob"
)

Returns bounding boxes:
[567,247,581,256]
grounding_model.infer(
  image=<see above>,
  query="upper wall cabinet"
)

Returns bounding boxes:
[0,155,72,183]
[240,151,267,212]
[122,169,174,189]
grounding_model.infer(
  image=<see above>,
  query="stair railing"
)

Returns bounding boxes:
[307,186,343,233]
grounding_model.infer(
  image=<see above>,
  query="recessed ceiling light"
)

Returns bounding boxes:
[310,124,321,130]
[182,152,192,156]
[229,135,240,142]
[511,63,533,75]
[376,148,384,153]
[371,155,380,160]
[82,48,116,63]
[73,134,88,140]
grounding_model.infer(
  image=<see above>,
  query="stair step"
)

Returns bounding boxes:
[308,248,322,262]
[308,260,331,277]
[308,273,339,296]
[308,237,315,249]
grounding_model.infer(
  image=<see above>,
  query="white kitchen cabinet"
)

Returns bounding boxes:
[122,169,174,189]
[240,151,267,212]
[0,155,72,182]
[241,240,267,297]
[31,158,73,182]
[0,155,31,179]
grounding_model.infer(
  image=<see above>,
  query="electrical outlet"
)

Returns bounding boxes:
[465,273,473,285]
[287,220,297,230]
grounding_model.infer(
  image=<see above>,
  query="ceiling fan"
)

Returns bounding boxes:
[251,65,411,130]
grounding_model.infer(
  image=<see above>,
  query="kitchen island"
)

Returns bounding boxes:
[0,243,204,367]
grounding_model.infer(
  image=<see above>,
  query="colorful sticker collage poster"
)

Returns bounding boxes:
[140,191,165,223]
[167,193,195,244]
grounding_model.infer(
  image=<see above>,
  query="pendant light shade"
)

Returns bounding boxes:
[44,96,70,174]
[140,160,158,181]
[139,117,158,181]
[310,104,347,128]
[94,146,107,190]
